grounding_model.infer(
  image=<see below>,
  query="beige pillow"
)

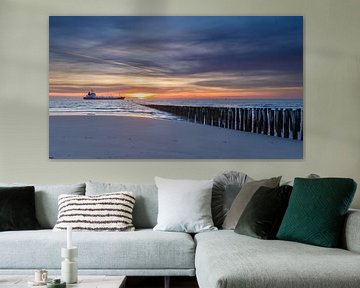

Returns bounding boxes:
[222,176,281,230]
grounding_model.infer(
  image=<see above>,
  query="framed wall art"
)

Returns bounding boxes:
[49,16,303,159]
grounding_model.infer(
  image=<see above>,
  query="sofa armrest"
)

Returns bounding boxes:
[342,209,360,253]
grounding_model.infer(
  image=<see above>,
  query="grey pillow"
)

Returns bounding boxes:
[153,177,217,233]
[212,171,251,228]
[283,173,320,186]
[222,176,281,230]
[0,183,85,228]
[86,181,158,229]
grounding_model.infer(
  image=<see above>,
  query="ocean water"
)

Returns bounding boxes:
[49,97,180,120]
[142,98,303,109]
[49,97,303,120]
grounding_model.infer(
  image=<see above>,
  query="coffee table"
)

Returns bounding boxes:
[0,275,126,288]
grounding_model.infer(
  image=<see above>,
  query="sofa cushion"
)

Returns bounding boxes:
[342,209,360,253]
[195,230,360,288]
[277,178,357,247]
[0,183,85,229]
[0,229,195,272]
[86,182,157,229]
[234,185,292,239]
[212,171,251,228]
[0,186,40,231]
[154,177,216,233]
[222,176,281,229]
[53,192,136,232]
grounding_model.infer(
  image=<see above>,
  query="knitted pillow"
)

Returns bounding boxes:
[53,192,135,231]
[277,178,357,247]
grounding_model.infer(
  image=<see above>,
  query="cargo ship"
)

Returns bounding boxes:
[83,90,125,100]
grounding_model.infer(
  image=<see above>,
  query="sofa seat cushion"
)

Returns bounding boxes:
[0,229,195,270]
[195,230,360,288]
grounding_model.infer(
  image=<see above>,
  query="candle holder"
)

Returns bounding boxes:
[61,247,78,284]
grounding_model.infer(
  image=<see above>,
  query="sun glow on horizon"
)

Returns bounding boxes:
[48,86,303,99]
[126,93,155,99]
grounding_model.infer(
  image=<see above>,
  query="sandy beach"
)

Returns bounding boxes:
[49,115,303,159]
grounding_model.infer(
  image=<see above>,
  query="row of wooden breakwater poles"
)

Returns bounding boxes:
[141,104,303,141]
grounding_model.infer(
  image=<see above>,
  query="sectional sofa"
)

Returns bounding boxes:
[0,180,359,288]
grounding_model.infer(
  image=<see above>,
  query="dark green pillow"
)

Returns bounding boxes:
[0,186,41,231]
[234,185,292,239]
[277,178,357,247]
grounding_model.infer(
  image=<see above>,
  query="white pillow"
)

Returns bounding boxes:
[153,177,217,233]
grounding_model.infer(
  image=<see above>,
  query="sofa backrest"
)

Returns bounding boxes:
[0,182,86,228]
[86,181,158,229]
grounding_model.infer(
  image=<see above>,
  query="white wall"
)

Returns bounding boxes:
[0,0,359,207]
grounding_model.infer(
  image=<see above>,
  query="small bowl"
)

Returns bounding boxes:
[47,279,66,288]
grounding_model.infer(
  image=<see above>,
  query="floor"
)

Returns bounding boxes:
[126,276,199,288]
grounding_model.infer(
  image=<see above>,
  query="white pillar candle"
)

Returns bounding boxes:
[67,225,72,249]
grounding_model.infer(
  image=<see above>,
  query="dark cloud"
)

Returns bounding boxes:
[193,70,303,90]
[49,16,303,94]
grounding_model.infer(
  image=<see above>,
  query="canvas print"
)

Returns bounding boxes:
[49,16,303,159]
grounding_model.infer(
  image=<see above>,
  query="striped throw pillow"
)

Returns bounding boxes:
[53,192,136,231]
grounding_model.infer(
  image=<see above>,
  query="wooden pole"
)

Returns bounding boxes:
[140,104,303,141]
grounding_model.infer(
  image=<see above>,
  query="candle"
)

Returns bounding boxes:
[67,225,72,249]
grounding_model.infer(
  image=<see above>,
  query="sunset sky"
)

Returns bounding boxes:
[49,16,303,99]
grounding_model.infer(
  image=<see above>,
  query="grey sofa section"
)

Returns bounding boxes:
[0,180,359,288]
[195,228,360,288]
[0,229,195,276]
[86,181,158,229]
